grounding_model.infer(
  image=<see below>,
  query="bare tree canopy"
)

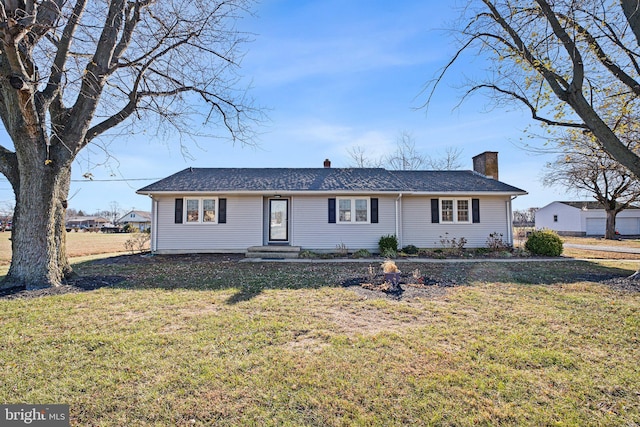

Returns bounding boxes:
[0,0,259,289]
[347,131,463,171]
[543,123,640,239]
[428,0,640,178]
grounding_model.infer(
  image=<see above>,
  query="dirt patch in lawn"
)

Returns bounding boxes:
[341,275,455,301]
[0,274,127,300]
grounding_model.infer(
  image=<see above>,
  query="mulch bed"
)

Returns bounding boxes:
[0,275,127,300]
[341,273,457,301]
[600,277,640,292]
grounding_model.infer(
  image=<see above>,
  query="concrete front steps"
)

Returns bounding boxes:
[245,245,301,259]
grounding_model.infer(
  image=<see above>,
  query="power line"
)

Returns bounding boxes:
[70,178,161,182]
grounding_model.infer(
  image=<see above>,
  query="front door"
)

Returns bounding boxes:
[269,199,289,242]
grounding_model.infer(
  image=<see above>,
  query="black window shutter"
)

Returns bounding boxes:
[219,198,227,224]
[328,198,336,223]
[175,198,183,224]
[371,198,378,223]
[431,199,439,223]
[472,198,480,223]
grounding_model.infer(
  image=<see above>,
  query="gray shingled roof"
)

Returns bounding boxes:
[137,168,527,194]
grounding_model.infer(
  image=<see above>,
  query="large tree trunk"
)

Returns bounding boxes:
[3,155,72,290]
[604,209,618,240]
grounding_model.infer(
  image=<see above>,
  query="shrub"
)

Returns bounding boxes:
[381,260,400,273]
[381,248,397,258]
[378,234,398,254]
[401,244,419,255]
[352,249,371,258]
[298,250,318,259]
[486,232,510,252]
[124,231,150,254]
[437,233,467,256]
[525,229,563,256]
[335,242,348,256]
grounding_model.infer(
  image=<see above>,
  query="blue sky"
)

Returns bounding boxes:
[0,0,574,215]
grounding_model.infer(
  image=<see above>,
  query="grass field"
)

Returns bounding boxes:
[0,235,639,425]
[0,232,131,266]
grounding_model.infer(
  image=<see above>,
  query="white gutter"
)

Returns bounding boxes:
[136,190,528,197]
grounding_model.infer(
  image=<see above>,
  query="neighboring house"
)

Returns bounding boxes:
[535,201,640,236]
[66,216,109,231]
[117,210,152,232]
[137,152,527,255]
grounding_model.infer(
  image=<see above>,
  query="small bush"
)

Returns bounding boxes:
[525,229,563,256]
[401,245,419,255]
[379,234,398,254]
[352,249,371,258]
[335,242,348,256]
[437,233,467,256]
[381,248,397,258]
[381,260,400,273]
[486,232,510,252]
[298,250,318,259]
[124,231,150,254]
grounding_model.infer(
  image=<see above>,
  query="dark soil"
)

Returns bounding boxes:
[600,277,640,292]
[341,273,457,301]
[0,275,127,300]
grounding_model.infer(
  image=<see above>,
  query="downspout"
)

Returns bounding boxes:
[150,195,158,254]
[507,196,517,246]
[395,193,403,248]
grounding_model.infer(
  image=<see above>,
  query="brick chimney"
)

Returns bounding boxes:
[323,159,331,168]
[472,151,498,180]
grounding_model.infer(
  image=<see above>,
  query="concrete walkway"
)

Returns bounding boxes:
[564,243,640,254]
[239,242,640,263]
[240,256,572,264]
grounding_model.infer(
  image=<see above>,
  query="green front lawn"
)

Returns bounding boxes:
[0,256,639,426]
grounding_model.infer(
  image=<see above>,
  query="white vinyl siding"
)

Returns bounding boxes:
[291,195,394,251]
[403,195,512,248]
[150,194,517,253]
[153,196,262,253]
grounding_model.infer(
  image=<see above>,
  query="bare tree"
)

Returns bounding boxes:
[512,208,536,226]
[108,200,122,225]
[346,145,384,168]
[428,0,640,178]
[425,146,464,171]
[386,131,426,170]
[347,131,462,171]
[0,1,259,289]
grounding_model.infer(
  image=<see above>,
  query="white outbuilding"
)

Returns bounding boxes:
[535,201,640,236]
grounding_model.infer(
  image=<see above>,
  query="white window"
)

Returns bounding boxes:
[440,198,471,224]
[185,198,217,224]
[337,197,370,224]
